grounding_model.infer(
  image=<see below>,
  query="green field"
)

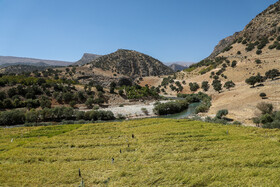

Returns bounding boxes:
[1,119,280,186]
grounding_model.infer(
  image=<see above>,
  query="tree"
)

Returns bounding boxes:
[224,81,235,90]
[256,102,273,115]
[265,69,279,80]
[118,89,124,96]
[62,92,73,103]
[212,80,222,93]
[110,82,116,93]
[245,76,257,87]
[85,98,94,109]
[201,81,209,92]
[231,61,237,68]
[3,99,13,109]
[69,101,76,108]
[40,96,51,109]
[260,92,267,99]
[189,82,199,92]
[96,85,103,92]
[216,109,228,119]
[7,88,17,98]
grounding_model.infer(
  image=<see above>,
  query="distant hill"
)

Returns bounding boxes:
[72,53,102,66]
[0,56,72,66]
[0,65,54,74]
[84,49,174,77]
[169,63,188,71]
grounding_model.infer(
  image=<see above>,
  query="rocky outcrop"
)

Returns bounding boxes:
[73,53,102,66]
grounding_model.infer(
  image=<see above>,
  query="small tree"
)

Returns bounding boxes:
[96,85,103,92]
[259,93,267,99]
[245,76,257,87]
[216,109,228,119]
[224,80,235,90]
[231,61,237,68]
[85,98,94,109]
[109,82,116,93]
[189,82,200,92]
[256,102,273,114]
[212,80,222,93]
[265,69,280,80]
[201,81,209,92]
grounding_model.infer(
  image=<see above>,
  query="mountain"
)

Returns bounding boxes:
[0,62,50,68]
[176,1,280,124]
[72,53,102,66]
[84,49,174,77]
[208,1,280,59]
[0,56,72,66]
[169,63,188,71]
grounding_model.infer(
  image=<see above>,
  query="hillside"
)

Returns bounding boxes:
[72,53,102,66]
[0,56,72,66]
[2,118,280,186]
[85,49,174,78]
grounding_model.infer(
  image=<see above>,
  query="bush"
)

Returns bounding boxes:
[85,98,94,109]
[153,100,189,115]
[231,61,237,68]
[212,80,222,93]
[255,59,262,64]
[260,93,267,99]
[265,69,280,80]
[216,109,228,119]
[141,108,149,115]
[201,81,209,92]
[256,49,262,55]
[224,81,235,90]
[0,109,25,126]
[189,82,200,92]
[257,102,273,114]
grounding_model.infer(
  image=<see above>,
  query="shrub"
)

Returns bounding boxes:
[189,82,200,92]
[260,93,267,99]
[224,81,235,90]
[141,108,149,115]
[95,85,103,92]
[255,59,262,64]
[265,69,279,80]
[85,98,94,109]
[153,100,189,115]
[231,61,237,68]
[216,109,228,119]
[0,109,25,126]
[256,49,262,55]
[257,102,273,114]
[201,81,209,92]
[212,80,222,93]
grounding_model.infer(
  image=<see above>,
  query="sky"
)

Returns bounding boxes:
[0,0,278,63]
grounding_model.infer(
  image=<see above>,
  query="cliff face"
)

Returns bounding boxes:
[85,49,174,78]
[208,32,240,59]
[73,53,102,66]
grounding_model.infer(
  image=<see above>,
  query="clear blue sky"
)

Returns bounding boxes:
[0,0,278,63]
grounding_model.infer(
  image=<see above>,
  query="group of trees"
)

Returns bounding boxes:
[177,92,212,114]
[153,100,189,115]
[246,69,279,87]
[252,102,280,129]
[0,107,115,126]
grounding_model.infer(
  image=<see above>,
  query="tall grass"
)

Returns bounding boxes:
[1,119,280,186]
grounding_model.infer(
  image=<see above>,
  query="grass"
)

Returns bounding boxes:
[1,119,280,186]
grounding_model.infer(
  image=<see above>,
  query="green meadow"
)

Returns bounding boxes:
[1,118,280,186]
